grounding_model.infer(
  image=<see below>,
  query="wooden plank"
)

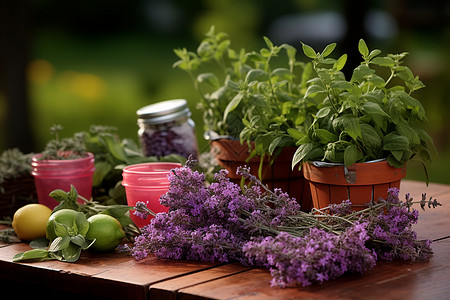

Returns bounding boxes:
[149,263,253,300]
[177,240,450,300]
[400,180,450,199]
[0,242,218,299]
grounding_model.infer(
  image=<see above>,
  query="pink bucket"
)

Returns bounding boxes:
[31,153,95,209]
[122,162,182,227]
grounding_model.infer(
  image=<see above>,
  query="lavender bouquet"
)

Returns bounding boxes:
[130,158,440,287]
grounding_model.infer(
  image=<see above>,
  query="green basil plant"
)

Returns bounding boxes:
[291,40,436,183]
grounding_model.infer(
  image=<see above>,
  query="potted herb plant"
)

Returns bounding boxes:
[292,39,436,209]
[31,125,95,209]
[0,148,36,218]
[174,26,316,209]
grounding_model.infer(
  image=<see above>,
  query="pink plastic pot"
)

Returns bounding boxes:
[122,162,182,228]
[31,153,95,209]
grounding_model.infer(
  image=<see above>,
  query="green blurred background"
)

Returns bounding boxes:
[1,0,449,184]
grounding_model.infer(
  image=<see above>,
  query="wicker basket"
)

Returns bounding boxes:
[0,174,37,218]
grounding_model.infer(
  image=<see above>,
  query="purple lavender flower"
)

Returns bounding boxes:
[130,162,438,288]
[243,223,376,287]
[366,187,433,261]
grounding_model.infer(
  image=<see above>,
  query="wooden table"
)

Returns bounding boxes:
[1,180,449,299]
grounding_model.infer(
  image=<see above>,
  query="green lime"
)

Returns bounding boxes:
[46,208,79,242]
[86,214,125,252]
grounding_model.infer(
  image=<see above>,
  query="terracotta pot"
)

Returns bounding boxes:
[302,160,407,210]
[210,139,312,211]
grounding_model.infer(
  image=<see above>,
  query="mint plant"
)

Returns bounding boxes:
[174,26,316,174]
[292,40,436,182]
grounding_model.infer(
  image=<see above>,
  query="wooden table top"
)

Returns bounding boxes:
[1,179,449,299]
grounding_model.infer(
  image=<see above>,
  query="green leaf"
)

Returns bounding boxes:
[13,249,51,262]
[287,128,305,140]
[62,243,82,263]
[305,84,326,98]
[387,155,405,168]
[391,150,404,162]
[371,56,395,67]
[29,237,49,249]
[292,143,313,168]
[334,54,347,71]
[302,43,317,59]
[383,133,409,151]
[334,115,361,140]
[263,36,274,49]
[271,68,293,81]
[344,145,359,166]
[368,49,382,60]
[92,161,113,186]
[49,236,71,252]
[367,74,386,87]
[351,64,375,83]
[315,107,332,119]
[314,129,338,144]
[197,73,220,89]
[68,185,78,202]
[227,79,241,92]
[48,189,69,204]
[362,102,389,119]
[358,39,369,57]
[74,212,89,236]
[53,221,71,238]
[101,134,128,163]
[331,80,353,90]
[396,120,420,146]
[245,69,268,83]
[268,136,282,156]
[223,93,243,122]
[360,123,382,150]
[321,43,336,57]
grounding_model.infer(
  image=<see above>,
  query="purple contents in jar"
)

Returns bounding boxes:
[137,99,199,159]
[140,123,198,158]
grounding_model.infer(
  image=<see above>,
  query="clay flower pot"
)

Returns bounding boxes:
[210,138,312,211]
[302,160,407,210]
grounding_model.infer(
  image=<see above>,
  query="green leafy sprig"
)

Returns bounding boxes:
[13,209,95,263]
[12,185,138,263]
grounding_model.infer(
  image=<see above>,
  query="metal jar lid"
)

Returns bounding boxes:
[137,99,191,125]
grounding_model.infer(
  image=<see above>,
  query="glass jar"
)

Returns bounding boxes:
[137,99,199,159]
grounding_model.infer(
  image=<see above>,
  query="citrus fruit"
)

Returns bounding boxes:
[46,208,79,242]
[12,204,52,241]
[85,214,125,252]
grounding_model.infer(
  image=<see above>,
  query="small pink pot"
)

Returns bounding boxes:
[122,162,182,228]
[31,152,95,209]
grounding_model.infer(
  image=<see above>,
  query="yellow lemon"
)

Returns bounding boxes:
[12,204,52,241]
[86,214,125,252]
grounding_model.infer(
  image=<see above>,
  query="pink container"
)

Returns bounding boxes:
[31,153,95,209]
[122,162,182,228]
